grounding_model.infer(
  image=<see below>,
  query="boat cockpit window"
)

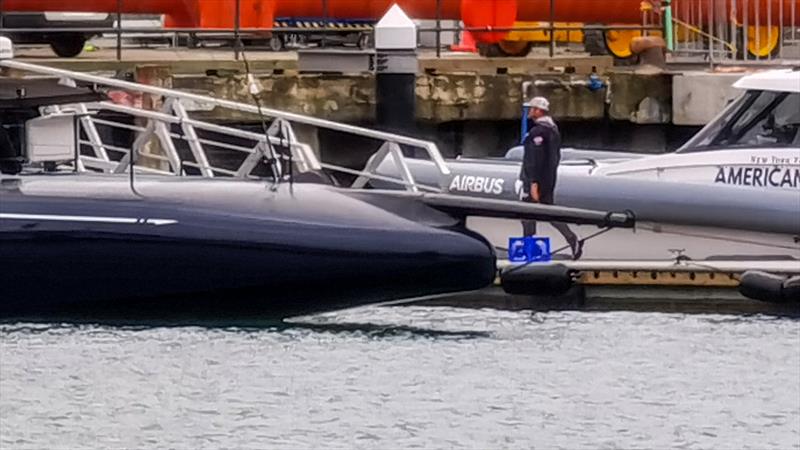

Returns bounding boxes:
[678,90,800,152]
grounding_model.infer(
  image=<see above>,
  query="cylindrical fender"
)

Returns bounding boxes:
[500,263,575,296]
[781,276,800,303]
[739,270,795,303]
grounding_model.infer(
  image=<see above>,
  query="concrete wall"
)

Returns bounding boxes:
[608,70,672,125]
[46,55,744,130]
[672,72,744,126]
[173,73,375,123]
[174,72,610,124]
[171,69,696,128]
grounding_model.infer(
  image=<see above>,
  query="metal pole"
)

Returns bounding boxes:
[436,0,442,58]
[767,2,783,59]
[676,0,683,55]
[767,0,773,60]
[730,0,737,60]
[73,115,80,173]
[116,0,122,61]
[549,0,555,57]
[778,0,783,58]
[234,0,241,61]
[664,0,674,52]
[755,0,760,58]
[321,0,328,48]
[709,0,715,59]
[743,0,749,60]
[697,0,703,58]
[717,0,726,60]
[691,0,697,53]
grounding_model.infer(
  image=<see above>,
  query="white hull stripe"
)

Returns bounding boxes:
[0,213,177,226]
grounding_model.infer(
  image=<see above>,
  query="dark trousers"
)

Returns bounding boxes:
[520,192,578,246]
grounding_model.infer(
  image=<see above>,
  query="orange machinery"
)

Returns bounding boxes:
[268,0,646,42]
[1,0,198,26]
[2,0,798,43]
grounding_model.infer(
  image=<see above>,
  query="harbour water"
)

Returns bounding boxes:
[1,307,799,449]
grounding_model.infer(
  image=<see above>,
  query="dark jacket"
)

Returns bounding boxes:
[520,116,561,203]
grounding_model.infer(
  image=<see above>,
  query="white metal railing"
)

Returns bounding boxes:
[0,59,449,193]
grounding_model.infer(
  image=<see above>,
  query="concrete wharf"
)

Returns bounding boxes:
[406,259,800,316]
[9,46,767,129]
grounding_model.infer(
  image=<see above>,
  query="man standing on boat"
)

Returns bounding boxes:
[520,96,583,260]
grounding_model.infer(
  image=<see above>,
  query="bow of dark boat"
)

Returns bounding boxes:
[0,176,498,320]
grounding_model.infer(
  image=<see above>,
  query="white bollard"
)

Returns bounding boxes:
[374,5,418,134]
[0,36,15,60]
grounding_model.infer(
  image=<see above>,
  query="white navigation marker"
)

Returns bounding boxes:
[0,36,14,60]
[375,4,417,50]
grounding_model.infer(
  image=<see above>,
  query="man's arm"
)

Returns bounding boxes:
[521,133,535,200]
[530,182,540,202]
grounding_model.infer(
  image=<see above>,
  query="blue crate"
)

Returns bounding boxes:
[508,236,551,263]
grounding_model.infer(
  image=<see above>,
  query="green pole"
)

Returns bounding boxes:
[663,0,675,51]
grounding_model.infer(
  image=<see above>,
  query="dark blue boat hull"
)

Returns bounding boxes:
[0,176,495,319]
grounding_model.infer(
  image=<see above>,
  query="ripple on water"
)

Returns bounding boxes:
[1,308,799,450]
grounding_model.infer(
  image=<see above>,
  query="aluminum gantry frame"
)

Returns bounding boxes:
[0,59,450,193]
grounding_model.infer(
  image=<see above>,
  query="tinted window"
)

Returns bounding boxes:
[679,91,800,152]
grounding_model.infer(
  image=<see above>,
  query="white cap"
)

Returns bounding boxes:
[526,96,549,111]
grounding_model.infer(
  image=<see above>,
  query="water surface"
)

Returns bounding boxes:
[2,307,798,449]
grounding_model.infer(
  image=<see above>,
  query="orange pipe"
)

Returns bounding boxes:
[516,0,646,23]
[274,0,641,22]
[1,0,796,35]
[192,0,276,29]
[272,0,461,18]
[274,0,798,27]
[173,0,514,42]
[269,0,634,33]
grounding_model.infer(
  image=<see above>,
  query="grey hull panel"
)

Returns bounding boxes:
[373,157,800,236]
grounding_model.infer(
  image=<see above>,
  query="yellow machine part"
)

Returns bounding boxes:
[747,25,780,57]
[501,21,780,59]
[604,29,642,58]
[504,21,584,43]
[604,28,683,59]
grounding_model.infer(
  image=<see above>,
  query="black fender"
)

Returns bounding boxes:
[739,271,800,303]
[500,263,576,296]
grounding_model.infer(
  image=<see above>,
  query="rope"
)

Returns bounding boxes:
[239,45,282,189]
